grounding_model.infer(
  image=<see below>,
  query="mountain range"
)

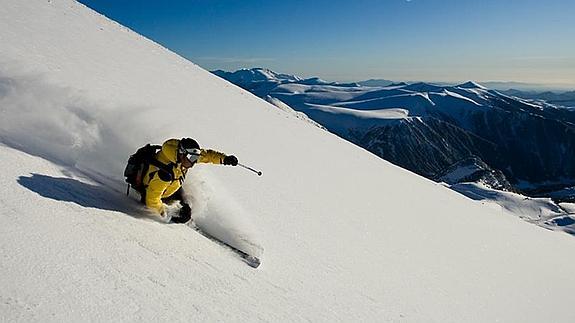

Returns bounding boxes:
[346,79,575,92]
[214,68,575,200]
[500,89,575,109]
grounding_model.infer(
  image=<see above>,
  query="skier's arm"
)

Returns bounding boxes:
[145,173,170,215]
[198,149,226,164]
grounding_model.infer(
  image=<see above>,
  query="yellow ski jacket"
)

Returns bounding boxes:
[143,138,226,215]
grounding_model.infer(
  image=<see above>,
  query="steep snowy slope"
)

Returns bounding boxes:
[2,1,575,322]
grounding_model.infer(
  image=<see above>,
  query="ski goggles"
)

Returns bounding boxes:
[179,147,201,163]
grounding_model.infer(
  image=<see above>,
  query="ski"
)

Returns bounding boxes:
[189,224,261,268]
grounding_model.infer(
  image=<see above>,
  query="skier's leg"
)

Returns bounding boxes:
[163,188,192,223]
[161,187,184,205]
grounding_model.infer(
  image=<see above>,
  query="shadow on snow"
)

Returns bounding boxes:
[18,173,143,217]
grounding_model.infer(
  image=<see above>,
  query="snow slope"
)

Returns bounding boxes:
[450,182,575,234]
[2,1,575,322]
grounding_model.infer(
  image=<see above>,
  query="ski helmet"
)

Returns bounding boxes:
[179,138,201,163]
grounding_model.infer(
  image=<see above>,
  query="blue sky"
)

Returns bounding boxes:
[79,0,575,85]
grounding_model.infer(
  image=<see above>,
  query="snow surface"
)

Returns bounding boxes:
[450,182,575,234]
[439,163,484,184]
[264,95,326,130]
[2,1,575,322]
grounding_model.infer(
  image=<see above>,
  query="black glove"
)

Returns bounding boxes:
[223,155,238,166]
[171,204,191,224]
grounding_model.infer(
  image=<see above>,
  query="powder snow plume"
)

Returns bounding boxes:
[0,66,163,189]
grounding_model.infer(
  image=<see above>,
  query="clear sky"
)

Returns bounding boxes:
[78,0,575,85]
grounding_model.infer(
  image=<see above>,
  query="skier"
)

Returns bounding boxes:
[142,138,238,223]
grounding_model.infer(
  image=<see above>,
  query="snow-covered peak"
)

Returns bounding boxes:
[456,81,487,89]
[297,77,331,85]
[403,81,446,92]
[212,67,301,85]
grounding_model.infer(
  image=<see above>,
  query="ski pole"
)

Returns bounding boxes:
[238,163,263,176]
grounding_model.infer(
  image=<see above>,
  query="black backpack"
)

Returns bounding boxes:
[124,144,173,196]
